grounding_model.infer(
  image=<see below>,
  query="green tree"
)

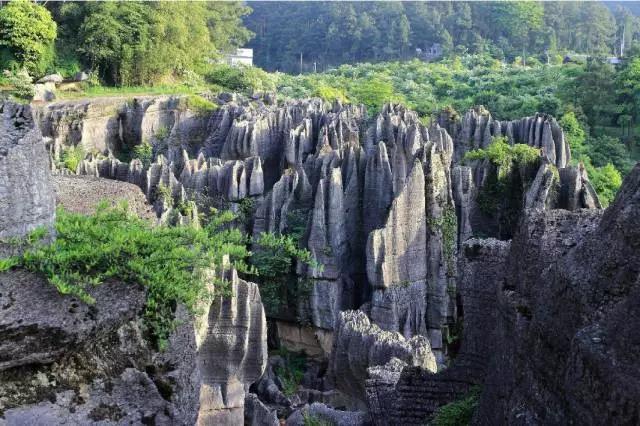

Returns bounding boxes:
[0,0,57,75]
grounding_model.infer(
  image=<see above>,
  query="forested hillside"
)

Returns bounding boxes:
[245,1,635,72]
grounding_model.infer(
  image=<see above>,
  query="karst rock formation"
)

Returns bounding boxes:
[2,93,638,425]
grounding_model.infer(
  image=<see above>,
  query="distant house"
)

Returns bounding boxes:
[225,48,253,67]
[417,43,443,62]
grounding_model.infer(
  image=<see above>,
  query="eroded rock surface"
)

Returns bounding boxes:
[329,310,436,403]
[0,102,55,257]
[475,164,640,424]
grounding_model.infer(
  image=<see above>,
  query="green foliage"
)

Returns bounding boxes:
[273,348,306,397]
[51,2,252,86]
[431,387,481,426]
[2,202,253,348]
[133,141,153,168]
[585,161,623,207]
[181,94,218,115]
[428,207,457,276]
[2,68,34,100]
[245,2,620,73]
[302,413,332,426]
[464,138,540,235]
[205,63,276,94]
[349,76,400,115]
[250,232,320,316]
[0,0,57,76]
[559,111,587,158]
[61,145,85,172]
[312,85,348,104]
[463,137,540,174]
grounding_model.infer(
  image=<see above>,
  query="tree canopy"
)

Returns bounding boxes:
[0,0,56,75]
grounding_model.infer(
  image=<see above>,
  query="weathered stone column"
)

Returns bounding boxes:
[0,102,55,258]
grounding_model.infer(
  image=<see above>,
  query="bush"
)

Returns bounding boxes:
[61,144,85,172]
[584,161,622,207]
[205,63,276,94]
[431,387,481,426]
[273,348,307,397]
[3,68,34,100]
[133,141,153,168]
[0,0,57,76]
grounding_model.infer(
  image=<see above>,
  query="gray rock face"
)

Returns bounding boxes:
[0,263,268,425]
[475,165,640,424]
[0,102,55,258]
[2,369,178,425]
[285,402,369,426]
[244,393,279,426]
[329,310,436,403]
[195,268,268,426]
[364,238,511,425]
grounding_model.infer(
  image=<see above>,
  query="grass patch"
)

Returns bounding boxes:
[431,386,481,426]
[56,83,204,100]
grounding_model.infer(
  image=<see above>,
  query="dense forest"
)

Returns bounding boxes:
[0,0,639,205]
[245,1,636,72]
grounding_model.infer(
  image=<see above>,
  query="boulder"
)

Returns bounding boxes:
[36,74,63,84]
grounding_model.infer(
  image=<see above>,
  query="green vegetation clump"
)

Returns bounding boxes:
[60,145,85,172]
[180,94,218,115]
[250,232,320,316]
[205,63,276,94]
[463,137,541,172]
[0,0,56,75]
[428,207,457,276]
[132,141,153,168]
[302,413,332,426]
[273,348,307,397]
[0,202,252,349]
[431,387,481,426]
[312,85,348,104]
[463,138,540,235]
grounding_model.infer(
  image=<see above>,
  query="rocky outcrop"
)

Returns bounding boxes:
[195,268,268,426]
[329,310,437,403]
[0,266,269,425]
[363,238,511,425]
[0,102,55,258]
[285,402,369,426]
[474,164,640,424]
[451,106,570,169]
[38,96,210,167]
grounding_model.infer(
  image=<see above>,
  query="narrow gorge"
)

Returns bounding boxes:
[1,92,637,426]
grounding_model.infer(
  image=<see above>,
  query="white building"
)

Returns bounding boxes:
[225,48,253,67]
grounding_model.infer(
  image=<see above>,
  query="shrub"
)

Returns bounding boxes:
[205,63,276,94]
[61,144,85,172]
[3,68,34,100]
[584,161,622,207]
[431,387,481,426]
[133,140,153,168]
